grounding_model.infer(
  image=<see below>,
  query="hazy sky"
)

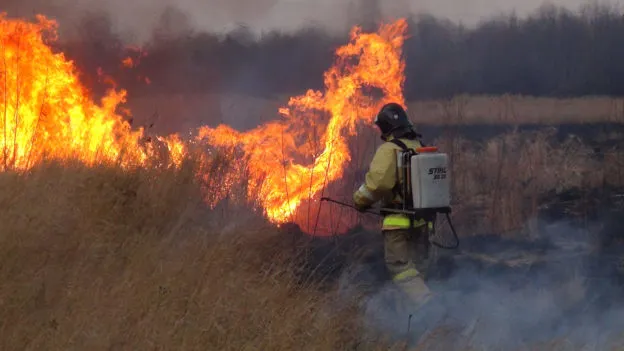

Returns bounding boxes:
[4,0,621,41]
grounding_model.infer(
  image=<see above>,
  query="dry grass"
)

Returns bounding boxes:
[436,128,609,236]
[0,159,399,350]
[3,150,607,350]
[0,138,620,350]
[2,94,624,349]
[340,122,623,239]
[407,95,624,125]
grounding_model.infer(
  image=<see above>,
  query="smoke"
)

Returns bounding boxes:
[406,0,620,25]
[5,0,624,118]
[339,219,624,349]
[4,0,619,43]
[3,0,348,42]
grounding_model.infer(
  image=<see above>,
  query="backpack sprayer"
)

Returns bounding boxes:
[321,140,459,250]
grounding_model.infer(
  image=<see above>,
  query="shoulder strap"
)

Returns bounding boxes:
[389,138,410,152]
[389,138,413,204]
[390,137,428,151]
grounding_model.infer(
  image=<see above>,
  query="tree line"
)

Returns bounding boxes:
[58,3,624,100]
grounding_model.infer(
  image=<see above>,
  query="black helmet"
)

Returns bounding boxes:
[374,102,418,141]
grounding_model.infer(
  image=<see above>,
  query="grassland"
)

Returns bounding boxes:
[0,160,404,350]
[2,96,624,350]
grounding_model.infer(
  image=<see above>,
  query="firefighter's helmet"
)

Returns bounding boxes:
[374,103,416,140]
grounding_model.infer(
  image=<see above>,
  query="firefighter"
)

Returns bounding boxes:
[353,102,433,307]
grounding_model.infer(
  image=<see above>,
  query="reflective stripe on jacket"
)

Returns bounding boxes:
[352,136,425,230]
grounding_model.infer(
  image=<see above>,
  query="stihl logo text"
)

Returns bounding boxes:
[428,167,447,180]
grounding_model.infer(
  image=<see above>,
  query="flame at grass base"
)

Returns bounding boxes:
[0,12,409,228]
[197,19,408,224]
[0,13,185,171]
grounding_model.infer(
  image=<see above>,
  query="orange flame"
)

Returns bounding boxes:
[121,46,151,84]
[197,19,408,223]
[0,14,184,171]
[122,45,148,69]
[121,57,134,68]
[0,12,409,228]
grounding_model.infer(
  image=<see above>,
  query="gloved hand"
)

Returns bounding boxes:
[353,187,373,213]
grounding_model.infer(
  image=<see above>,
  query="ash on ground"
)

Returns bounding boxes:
[289,187,624,349]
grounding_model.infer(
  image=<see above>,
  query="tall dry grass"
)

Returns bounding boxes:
[435,129,608,236]
[407,95,624,125]
[341,124,621,239]
[408,95,624,238]
[0,158,401,350]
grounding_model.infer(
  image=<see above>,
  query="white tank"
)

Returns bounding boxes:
[410,151,450,209]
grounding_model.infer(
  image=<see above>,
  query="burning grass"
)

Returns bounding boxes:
[0,13,413,226]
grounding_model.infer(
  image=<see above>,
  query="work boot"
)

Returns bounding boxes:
[397,275,432,310]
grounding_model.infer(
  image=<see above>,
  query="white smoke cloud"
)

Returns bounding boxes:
[340,219,624,349]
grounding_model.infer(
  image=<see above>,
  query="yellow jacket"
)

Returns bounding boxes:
[353,136,428,230]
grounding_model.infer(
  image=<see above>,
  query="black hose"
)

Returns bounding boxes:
[319,197,382,216]
[430,212,459,250]
[319,197,460,250]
